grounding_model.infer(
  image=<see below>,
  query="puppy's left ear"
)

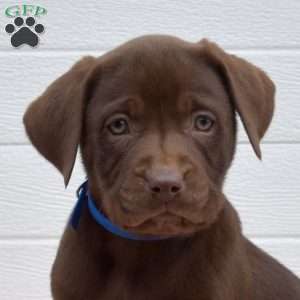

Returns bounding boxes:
[198,39,275,159]
[23,56,97,187]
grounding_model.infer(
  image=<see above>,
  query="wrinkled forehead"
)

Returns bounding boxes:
[89,46,231,121]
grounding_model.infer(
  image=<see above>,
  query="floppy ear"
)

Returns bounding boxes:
[23,56,97,187]
[198,39,275,159]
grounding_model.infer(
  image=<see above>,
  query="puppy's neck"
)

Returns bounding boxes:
[76,198,242,271]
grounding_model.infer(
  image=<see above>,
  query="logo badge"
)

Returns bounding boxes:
[4,5,47,48]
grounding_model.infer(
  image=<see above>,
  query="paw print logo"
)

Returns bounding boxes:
[5,17,45,48]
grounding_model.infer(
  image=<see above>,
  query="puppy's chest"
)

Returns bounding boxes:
[93,264,215,300]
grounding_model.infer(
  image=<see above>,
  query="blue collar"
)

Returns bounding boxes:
[70,180,172,241]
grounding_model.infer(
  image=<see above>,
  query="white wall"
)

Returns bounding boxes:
[0,1,299,299]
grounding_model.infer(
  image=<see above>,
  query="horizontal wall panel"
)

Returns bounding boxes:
[0,144,299,238]
[0,52,300,144]
[0,238,299,300]
[0,241,56,300]
[0,0,300,50]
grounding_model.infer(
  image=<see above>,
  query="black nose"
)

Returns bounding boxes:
[145,167,184,200]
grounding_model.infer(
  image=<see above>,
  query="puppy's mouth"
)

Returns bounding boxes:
[114,187,217,236]
[123,212,203,237]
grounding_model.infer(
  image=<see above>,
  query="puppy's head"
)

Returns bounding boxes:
[23,35,275,238]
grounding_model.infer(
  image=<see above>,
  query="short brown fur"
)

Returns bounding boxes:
[23,35,300,300]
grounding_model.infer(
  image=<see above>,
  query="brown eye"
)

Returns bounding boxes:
[107,118,129,135]
[194,114,214,132]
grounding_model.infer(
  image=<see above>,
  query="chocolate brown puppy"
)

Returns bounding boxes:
[23,35,300,300]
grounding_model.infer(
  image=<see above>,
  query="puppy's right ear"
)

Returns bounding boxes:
[23,56,97,187]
